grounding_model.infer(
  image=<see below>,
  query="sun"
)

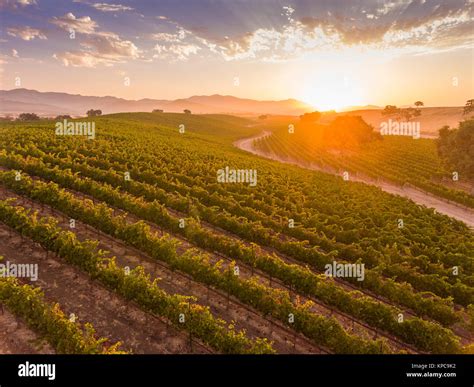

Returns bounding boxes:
[298,74,366,112]
[303,93,365,112]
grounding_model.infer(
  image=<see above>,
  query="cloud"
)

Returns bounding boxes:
[50,12,98,34]
[382,10,473,48]
[53,51,113,67]
[146,10,343,62]
[11,48,18,57]
[150,32,182,43]
[376,0,407,16]
[299,1,474,47]
[50,11,141,67]
[148,20,202,61]
[211,2,474,60]
[91,2,134,12]
[0,0,36,9]
[53,21,140,67]
[281,5,295,22]
[205,22,342,61]
[7,26,47,40]
[9,0,471,68]
[153,44,201,61]
[51,2,471,65]
[81,31,140,58]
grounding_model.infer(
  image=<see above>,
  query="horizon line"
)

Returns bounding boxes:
[1,88,469,111]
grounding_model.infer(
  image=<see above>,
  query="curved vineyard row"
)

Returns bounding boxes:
[0,148,471,315]
[252,126,474,208]
[7,130,467,266]
[18,140,473,281]
[4,136,471,284]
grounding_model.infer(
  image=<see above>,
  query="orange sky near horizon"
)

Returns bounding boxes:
[1,0,472,110]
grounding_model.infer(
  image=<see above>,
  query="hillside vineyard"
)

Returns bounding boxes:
[0,113,472,355]
[253,122,474,207]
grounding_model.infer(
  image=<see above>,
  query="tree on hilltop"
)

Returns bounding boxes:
[86,109,102,117]
[382,101,423,122]
[17,113,40,121]
[55,115,72,120]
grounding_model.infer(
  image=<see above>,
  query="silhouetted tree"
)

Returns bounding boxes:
[299,111,321,123]
[463,99,474,116]
[17,113,40,121]
[153,109,164,113]
[86,109,102,117]
[55,115,72,121]
[402,107,421,121]
[437,118,474,179]
[183,109,191,114]
[259,115,268,120]
[324,116,379,148]
[382,105,401,119]
[382,102,423,121]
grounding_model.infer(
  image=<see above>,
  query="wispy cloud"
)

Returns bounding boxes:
[72,0,134,12]
[50,13,140,67]
[202,2,474,61]
[0,0,36,9]
[50,12,98,34]
[53,51,109,67]
[91,2,134,12]
[153,43,200,61]
[81,31,140,58]
[150,32,183,43]
[7,26,47,40]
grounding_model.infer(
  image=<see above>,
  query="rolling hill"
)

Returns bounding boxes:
[0,88,314,117]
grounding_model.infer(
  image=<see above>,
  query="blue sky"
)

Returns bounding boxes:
[0,0,472,109]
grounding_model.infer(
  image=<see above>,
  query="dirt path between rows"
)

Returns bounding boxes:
[0,308,54,354]
[0,222,210,354]
[234,131,474,228]
[0,186,324,354]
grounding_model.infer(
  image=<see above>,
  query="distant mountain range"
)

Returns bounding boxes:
[0,89,315,117]
[340,104,382,111]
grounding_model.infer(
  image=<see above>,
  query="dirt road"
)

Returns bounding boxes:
[234,131,474,228]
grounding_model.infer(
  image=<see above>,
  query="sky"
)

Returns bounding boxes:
[0,0,473,110]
